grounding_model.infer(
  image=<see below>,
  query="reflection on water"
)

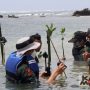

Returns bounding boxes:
[72,61,88,73]
[5,81,40,90]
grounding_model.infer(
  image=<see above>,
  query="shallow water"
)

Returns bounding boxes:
[0,14,90,89]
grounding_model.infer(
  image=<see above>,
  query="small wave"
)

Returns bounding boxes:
[13,11,73,17]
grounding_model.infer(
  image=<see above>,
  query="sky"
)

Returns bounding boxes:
[0,0,90,12]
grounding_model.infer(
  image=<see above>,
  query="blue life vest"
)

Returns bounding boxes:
[5,52,24,75]
[5,52,39,78]
[26,55,39,77]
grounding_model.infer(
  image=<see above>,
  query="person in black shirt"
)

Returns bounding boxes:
[68,31,86,61]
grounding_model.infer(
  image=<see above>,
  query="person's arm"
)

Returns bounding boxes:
[46,63,65,84]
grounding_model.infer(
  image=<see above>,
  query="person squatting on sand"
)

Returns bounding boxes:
[5,33,65,84]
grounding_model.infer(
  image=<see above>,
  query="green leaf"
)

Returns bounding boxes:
[46,25,49,30]
[50,23,53,30]
[46,23,56,37]
[52,28,56,32]
[60,28,65,34]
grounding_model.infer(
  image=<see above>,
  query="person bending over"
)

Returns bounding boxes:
[5,36,65,84]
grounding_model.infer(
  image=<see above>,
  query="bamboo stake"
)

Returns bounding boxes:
[50,39,67,78]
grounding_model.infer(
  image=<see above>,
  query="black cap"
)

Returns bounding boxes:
[68,31,86,43]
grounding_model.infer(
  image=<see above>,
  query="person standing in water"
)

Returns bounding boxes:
[5,34,65,84]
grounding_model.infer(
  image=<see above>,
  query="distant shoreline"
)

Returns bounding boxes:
[0,10,73,17]
[72,8,90,16]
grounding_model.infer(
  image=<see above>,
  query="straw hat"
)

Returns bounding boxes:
[16,37,40,55]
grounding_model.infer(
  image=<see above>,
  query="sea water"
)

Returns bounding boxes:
[0,12,90,90]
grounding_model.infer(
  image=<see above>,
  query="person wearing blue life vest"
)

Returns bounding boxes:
[5,36,40,83]
[5,35,65,84]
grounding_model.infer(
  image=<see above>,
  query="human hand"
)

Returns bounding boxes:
[40,71,51,78]
[46,63,66,84]
[82,51,90,61]
[57,62,67,69]
[57,63,66,74]
[40,67,51,78]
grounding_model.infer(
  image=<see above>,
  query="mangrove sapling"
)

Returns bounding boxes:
[46,23,56,75]
[60,28,66,60]
[0,24,7,65]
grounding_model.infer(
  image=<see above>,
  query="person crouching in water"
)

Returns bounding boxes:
[5,36,65,84]
[68,31,86,61]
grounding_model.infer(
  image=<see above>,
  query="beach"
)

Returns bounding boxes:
[0,12,90,90]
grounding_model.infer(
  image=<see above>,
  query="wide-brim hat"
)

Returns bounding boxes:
[16,37,40,55]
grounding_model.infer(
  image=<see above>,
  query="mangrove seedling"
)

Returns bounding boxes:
[46,23,56,37]
[60,27,66,60]
[46,23,56,75]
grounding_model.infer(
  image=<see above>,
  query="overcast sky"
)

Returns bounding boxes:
[0,0,90,12]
